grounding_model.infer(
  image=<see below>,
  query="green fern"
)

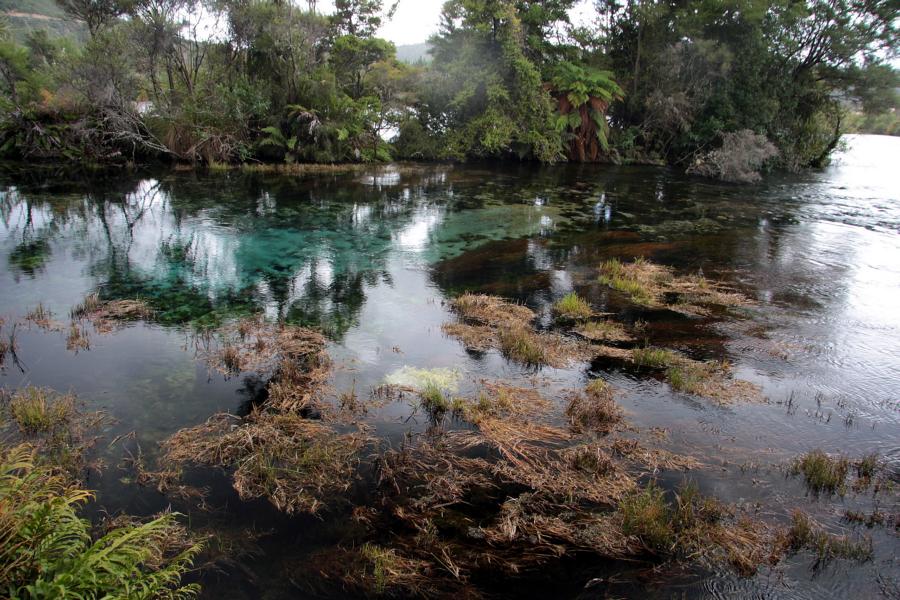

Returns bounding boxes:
[0,445,202,599]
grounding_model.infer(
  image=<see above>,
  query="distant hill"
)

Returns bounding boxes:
[395,42,431,64]
[1,0,84,41]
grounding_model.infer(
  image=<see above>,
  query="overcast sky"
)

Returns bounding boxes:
[315,0,596,46]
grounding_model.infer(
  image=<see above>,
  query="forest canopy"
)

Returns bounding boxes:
[0,0,897,178]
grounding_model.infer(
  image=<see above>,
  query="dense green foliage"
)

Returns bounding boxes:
[0,0,896,175]
[0,444,201,599]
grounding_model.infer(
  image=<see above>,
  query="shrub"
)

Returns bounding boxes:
[688,129,778,183]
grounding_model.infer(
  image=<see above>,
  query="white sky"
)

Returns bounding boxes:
[315,0,596,46]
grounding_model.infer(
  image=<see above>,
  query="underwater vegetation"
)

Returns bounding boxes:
[565,378,622,432]
[785,511,874,566]
[149,321,369,514]
[574,319,632,343]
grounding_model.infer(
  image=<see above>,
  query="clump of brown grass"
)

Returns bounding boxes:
[497,325,548,366]
[454,382,550,424]
[565,379,622,432]
[440,322,496,352]
[444,323,589,368]
[450,293,535,327]
[201,318,327,378]
[101,299,154,320]
[610,438,700,472]
[478,493,636,559]
[632,347,680,368]
[574,320,632,343]
[25,303,54,329]
[154,318,343,513]
[66,321,90,353]
[0,320,11,368]
[161,411,367,514]
[70,294,153,334]
[598,257,750,314]
[298,544,472,599]
[627,348,762,404]
[443,295,593,368]
[618,482,776,575]
[70,293,103,319]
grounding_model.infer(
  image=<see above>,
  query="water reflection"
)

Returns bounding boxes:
[1,166,582,336]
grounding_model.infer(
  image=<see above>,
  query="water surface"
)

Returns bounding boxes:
[1,135,898,598]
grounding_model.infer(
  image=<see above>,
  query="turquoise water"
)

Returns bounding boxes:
[1,136,899,598]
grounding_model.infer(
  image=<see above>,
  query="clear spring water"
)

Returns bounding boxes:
[1,135,898,598]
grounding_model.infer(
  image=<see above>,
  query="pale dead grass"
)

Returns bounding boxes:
[160,411,368,514]
[443,295,593,368]
[598,257,751,315]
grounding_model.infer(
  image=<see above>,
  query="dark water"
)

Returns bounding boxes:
[1,135,898,598]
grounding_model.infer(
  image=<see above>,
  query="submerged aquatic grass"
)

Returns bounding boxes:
[575,319,631,343]
[566,379,622,432]
[787,511,873,564]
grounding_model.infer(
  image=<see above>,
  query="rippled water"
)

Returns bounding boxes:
[1,135,898,598]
